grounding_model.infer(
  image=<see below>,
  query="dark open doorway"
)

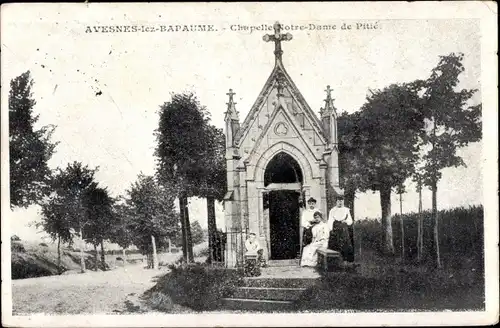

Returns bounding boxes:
[268,190,300,259]
[264,152,303,260]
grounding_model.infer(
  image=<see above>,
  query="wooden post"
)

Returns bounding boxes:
[400,193,405,262]
[417,186,423,262]
[94,244,99,271]
[57,235,62,275]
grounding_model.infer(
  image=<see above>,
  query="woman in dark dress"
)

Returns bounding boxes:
[327,195,355,263]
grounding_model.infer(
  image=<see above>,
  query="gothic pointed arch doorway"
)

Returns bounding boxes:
[263,152,303,260]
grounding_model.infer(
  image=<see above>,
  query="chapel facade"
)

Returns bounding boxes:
[223,22,343,267]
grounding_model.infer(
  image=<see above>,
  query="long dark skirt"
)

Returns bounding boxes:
[328,221,354,262]
[303,227,313,247]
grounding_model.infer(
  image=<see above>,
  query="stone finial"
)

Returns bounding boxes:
[322,85,337,118]
[225,88,239,121]
[262,21,293,62]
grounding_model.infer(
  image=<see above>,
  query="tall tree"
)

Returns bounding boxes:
[338,111,366,220]
[200,125,226,263]
[9,71,58,208]
[109,200,134,260]
[82,183,115,270]
[155,92,212,262]
[125,174,179,268]
[38,196,73,274]
[412,170,425,262]
[52,162,99,272]
[338,111,366,258]
[357,84,424,255]
[417,53,482,268]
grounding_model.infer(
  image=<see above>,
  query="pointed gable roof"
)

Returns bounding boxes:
[234,60,326,145]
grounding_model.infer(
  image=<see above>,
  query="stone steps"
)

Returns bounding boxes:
[231,286,307,301]
[221,275,317,312]
[267,259,300,267]
[243,277,317,288]
[221,298,296,312]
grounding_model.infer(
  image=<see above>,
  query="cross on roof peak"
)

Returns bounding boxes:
[324,85,335,104]
[226,88,236,103]
[262,21,293,62]
[325,85,333,99]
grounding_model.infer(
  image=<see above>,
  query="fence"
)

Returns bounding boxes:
[210,227,248,268]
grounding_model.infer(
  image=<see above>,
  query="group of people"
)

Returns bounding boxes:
[300,195,354,267]
[244,194,355,269]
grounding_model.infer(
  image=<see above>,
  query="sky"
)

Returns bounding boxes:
[2,4,485,243]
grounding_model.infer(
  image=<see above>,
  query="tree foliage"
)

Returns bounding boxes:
[417,53,482,189]
[338,111,365,217]
[190,221,205,246]
[155,93,212,194]
[38,162,99,243]
[9,71,58,208]
[357,84,424,193]
[81,183,116,248]
[123,174,180,255]
[344,84,424,254]
[108,201,135,249]
[38,196,73,246]
[201,125,227,200]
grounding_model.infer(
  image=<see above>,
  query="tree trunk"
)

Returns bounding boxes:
[79,224,86,273]
[146,253,153,269]
[345,188,356,220]
[151,235,159,269]
[179,196,188,261]
[57,235,62,274]
[100,240,106,271]
[345,188,356,260]
[206,196,217,264]
[94,244,99,271]
[399,193,405,262]
[122,248,127,266]
[380,185,394,255]
[431,182,442,268]
[182,193,194,263]
[417,187,423,262]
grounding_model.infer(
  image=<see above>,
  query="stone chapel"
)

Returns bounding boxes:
[223,22,343,267]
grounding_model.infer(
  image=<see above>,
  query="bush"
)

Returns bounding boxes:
[11,242,26,253]
[11,235,21,242]
[39,242,48,247]
[195,247,209,258]
[144,263,243,311]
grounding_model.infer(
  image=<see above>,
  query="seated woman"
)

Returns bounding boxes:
[245,232,266,267]
[300,211,329,267]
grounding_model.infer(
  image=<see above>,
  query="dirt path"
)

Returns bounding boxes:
[12,264,166,315]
